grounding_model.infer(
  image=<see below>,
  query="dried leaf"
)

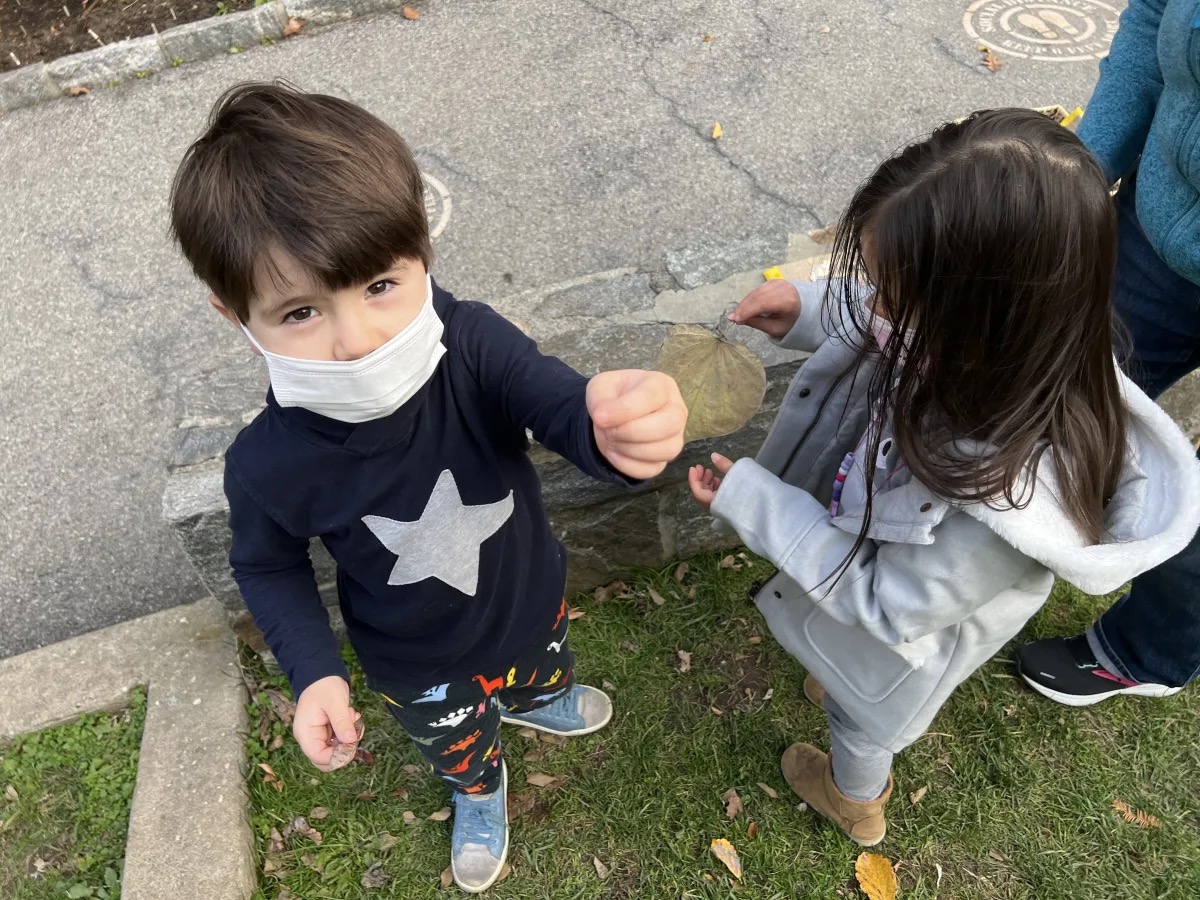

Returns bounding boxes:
[309,806,330,820]
[818,25,831,34]
[1112,798,1161,828]
[674,562,690,581]
[854,852,897,900]
[748,635,762,644]
[711,122,724,140]
[402,810,418,826]
[328,718,366,770]
[428,807,452,822]
[402,5,420,19]
[711,705,725,716]
[507,792,538,821]
[497,862,513,883]
[649,588,667,606]
[980,45,1004,72]
[524,749,545,763]
[267,689,296,726]
[302,853,323,873]
[988,849,1007,863]
[5,785,18,801]
[270,735,285,751]
[389,787,410,800]
[361,861,390,889]
[527,772,559,788]
[568,607,586,620]
[710,838,743,880]
[355,747,376,766]
[677,649,692,673]
[262,858,278,874]
[67,85,90,97]
[720,555,736,568]
[747,821,759,838]
[402,763,423,775]
[722,787,743,819]
[909,786,928,806]
[702,34,715,42]
[267,827,285,855]
[377,832,398,852]
[539,732,568,748]
[593,855,610,879]
[757,782,779,800]
[517,728,538,740]
[688,585,698,599]
[439,865,454,888]
[358,791,375,802]
[602,679,617,691]
[282,16,305,37]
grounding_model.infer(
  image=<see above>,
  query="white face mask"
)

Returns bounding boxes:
[243,276,446,423]
[870,314,913,362]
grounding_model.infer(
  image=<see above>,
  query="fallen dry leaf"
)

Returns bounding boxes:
[5,785,18,801]
[282,16,305,37]
[328,718,366,770]
[980,45,1004,72]
[524,749,545,763]
[702,34,715,42]
[497,862,513,882]
[355,747,377,766]
[688,585,698,599]
[402,764,423,775]
[258,762,284,792]
[909,785,928,806]
[507,792,538,821]
[402,811,418,826]
[67,85,90,97]
[402,5,420,19]
[262,859,278,874]
[748,635,762,644]
[677,649,692,673]
[722,787,743,819]
[527,772,560,788]
[270,734,285,751]
[267,689,295,726]
[711,705,725,716]
[301,852,323,872]
[757,782,779,800]
[309,806,330,820]
[268,827,285,855]
[988,849,1007,863]
[649,588,667,606]
[720,555,736,568]
[428,807,452,822]
[539,732,568,748]
[855,852,897,900]
[358,791,375,802]
[674,562,690,581]
[818,25,832,34]
[377,832,398,852]
[710,838,743,880]
[361,861,390,889]
[747,820,759,838]
[602,679,617,691]
[593,855,609,879]
[1112,798,1161,828]
[517,728,538,740]
[568,608,586,620]
[440,865,454,889]
[389,787,410,801]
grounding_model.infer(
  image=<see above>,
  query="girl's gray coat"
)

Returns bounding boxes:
[711,280,1200,752]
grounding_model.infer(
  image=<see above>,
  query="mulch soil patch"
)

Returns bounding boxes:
[1,0,259,72]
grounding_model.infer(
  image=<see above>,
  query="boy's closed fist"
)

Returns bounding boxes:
[588,370,688,480]
[294,675,363,772]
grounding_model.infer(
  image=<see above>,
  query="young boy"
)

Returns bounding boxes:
[170,83,687,893]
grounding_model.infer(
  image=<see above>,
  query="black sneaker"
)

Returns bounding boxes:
[1015,635,1181,707]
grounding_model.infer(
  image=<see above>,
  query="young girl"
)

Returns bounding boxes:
[688,108,1200,846]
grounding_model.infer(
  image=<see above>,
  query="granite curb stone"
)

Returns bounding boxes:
[159,3,286,65]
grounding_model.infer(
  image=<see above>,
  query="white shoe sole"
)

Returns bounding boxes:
[453,762,510,894]
[1021,673,1182,707]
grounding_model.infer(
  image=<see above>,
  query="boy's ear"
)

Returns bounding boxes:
[209,294,262,356]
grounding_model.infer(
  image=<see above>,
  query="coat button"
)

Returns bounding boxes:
[920,503,933,512]
[798,388,811,398]
[774,590,782,598]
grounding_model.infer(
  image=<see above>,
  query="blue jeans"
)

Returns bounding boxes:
[1089,173,1200,687]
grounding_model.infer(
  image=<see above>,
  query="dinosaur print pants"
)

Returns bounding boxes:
[377,598,575,794]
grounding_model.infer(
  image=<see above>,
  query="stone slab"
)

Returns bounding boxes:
[159,5,285,64]
[0,597,253,900]
[664,234,787,291]
[0,65,59,113]
[287,0,405,26]
[45,36,167,92]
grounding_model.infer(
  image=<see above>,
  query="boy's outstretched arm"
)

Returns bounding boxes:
[226,466,361,770]
[457,302,686,481]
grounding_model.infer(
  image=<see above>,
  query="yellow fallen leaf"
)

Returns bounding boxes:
[712,122,723,140]
[1112,798,1161,828]
[568,608,586,620]
[402,5,420,19]
[762,266,784,280]
[702,34,715,42]
[1060,106,1085,128]
[593,855,609,879]
[909,785,928,805]
[439,865,454,888]
[710,838,742,880]
[855,852,897,900]
[657,323,767,443]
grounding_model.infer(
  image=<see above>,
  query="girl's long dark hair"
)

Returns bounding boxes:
[829,108,1126,562]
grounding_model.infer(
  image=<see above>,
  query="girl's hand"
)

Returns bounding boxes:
[688,453,734,512]
[729,281,802,338]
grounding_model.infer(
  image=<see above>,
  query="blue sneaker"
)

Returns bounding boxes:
[500,684,613,737]
[451,762,509,894]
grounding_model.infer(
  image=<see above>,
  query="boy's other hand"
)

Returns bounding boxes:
[729,280,802,338]
[688,453,733,512]
[588,370,687,480]
[295,675,363,772]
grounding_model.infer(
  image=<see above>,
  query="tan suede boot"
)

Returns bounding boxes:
[803,674,825,709]
[781,743,892,846]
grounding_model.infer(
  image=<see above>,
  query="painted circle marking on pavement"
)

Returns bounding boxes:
[421,172,453,239]
[963,0,1120,62]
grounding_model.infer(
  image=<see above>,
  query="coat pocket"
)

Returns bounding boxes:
[803,607,916,702]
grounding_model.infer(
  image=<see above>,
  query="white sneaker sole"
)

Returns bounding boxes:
[1021,673,1182,707]
[453,762,510,894]
[499,688,614,737]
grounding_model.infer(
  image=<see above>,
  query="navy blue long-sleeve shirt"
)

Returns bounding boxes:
[225,283,631,698]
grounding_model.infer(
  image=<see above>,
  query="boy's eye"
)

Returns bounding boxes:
[284,307,316,323]
[367,280,395,297]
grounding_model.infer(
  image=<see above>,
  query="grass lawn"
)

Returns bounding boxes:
[0,688,146,900]
[244,551,1200,899]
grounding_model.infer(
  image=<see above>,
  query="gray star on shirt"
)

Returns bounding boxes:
[362,469,514,596]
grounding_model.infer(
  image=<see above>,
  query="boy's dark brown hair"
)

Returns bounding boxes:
[170,81,432,322]
[826,108,1126,562]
